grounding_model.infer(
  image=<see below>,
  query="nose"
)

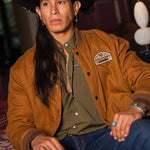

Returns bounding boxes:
[51,3,58,15]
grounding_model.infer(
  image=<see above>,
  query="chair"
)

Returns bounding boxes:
[0,101,14,150]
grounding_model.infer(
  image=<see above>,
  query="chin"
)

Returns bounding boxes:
[49,26,65,33]
[51,29,64,33]
[49,23,73,34]
[51,28,69,34]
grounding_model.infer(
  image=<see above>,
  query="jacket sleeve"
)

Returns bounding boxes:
[6,67,44,150]
[111,34,150,111]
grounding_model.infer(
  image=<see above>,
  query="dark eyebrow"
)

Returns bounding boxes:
[40,0,50,2]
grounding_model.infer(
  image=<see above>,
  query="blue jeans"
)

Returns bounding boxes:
[60,119,150,150]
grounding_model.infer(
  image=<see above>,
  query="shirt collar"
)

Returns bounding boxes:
[63,29,77,52]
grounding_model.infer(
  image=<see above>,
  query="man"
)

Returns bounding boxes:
[6,0,150,150]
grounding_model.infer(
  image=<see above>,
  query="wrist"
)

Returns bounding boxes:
[128,102,146,117]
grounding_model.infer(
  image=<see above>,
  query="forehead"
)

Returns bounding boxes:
[40,0,72,2]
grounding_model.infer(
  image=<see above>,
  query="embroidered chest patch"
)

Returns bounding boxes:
[94,52,112,65]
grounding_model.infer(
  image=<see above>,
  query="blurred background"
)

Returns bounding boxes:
[0,0,150,101]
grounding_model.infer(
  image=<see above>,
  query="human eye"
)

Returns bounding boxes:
[58,0,65,5]
[41,0,49,7]
[43,2,49,6]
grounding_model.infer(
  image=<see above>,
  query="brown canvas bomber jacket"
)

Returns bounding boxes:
[6,28,150,150]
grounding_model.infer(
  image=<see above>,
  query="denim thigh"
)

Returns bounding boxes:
[60,119,150,150]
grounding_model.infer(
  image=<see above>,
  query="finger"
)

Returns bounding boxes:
[32,145,39,150]
[115,114,124,141]
[35,141,57,150]
[33,146,47,150]
[124,115,135,138]
[50,137,64,150]
[119,115,129,141]
[111,114,119,140]
[35,145,51,150]
[39,146,47,150]
[45,142,58,150]
[117,113,135,141]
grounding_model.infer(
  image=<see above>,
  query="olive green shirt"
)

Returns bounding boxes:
[55,30,108,141]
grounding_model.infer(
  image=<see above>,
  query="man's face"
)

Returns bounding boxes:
[36,0,81,35]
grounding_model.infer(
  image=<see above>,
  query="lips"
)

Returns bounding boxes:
[50,19,62,23]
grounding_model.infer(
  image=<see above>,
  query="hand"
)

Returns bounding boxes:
[31,135,65,150]
[110,107,143,142]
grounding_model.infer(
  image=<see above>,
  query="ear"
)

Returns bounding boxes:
[35,6,42,20]
[73,1,81,16]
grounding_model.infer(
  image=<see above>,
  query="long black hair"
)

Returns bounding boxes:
[34,20,60,106]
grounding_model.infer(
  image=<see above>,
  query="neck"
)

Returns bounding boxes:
[50,26,74,45]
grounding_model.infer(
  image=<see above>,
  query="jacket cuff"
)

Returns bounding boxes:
[22,130,44,150]
[133,93,150,112]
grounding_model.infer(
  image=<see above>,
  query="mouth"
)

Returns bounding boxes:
[50,19,62,23]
